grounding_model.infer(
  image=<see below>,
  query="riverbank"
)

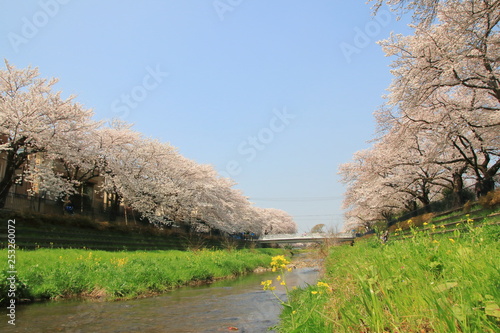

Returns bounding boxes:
[2,261,320,333]
[275,216,500,332]
[0,248,286,304]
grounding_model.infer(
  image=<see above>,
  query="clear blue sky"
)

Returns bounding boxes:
[1,1,412,233]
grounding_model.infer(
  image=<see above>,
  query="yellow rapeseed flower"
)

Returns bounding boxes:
[317,281,330,288]
[270,255,290,269]
[276,275,281,281]
[261,279,274,291]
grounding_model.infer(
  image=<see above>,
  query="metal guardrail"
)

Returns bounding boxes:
[257,232,355,243]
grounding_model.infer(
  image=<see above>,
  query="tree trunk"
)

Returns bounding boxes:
[451,168,466,206]
[475,177,495,198]
[108,193,121,222]
[0,176,14,209]
[0,151,23,209]
[0,138,31,209]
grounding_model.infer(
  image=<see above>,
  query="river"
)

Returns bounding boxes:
[2,265,320,332]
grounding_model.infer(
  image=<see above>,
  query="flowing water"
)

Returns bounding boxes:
[2,266,320,333]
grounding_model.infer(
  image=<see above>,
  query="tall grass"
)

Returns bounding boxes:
[0,248,284,303]
[276,217,500,332]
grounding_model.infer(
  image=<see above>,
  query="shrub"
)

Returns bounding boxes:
[478,189,500,209]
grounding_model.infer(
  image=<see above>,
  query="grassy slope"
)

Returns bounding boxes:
[276,212,500,332]
[1,248,285,303]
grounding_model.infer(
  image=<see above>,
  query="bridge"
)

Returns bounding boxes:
[255,232,355,244]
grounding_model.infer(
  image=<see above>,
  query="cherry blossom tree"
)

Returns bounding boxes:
[94,124,181,224]
[369,0,441,26]
[379,1,500,110]
[376,0,500,193]
[262,208,297,234]
[92,122,292,234]
[339,148,409,229]
[341,0,499,231]
[0,61,96,208]
[0,61,298,235]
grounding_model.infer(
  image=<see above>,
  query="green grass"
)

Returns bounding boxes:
[0,247,285,303]
[390,206,500,240]
[275,216,500,332]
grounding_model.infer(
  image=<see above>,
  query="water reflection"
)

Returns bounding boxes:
[2,267,319,333]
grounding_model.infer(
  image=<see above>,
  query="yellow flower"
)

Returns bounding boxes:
[449,238,455,243]
[432,240,439,244]
[280,281,286,286]
[292,310,297,315]
[317,281,330,288]
[270,255,290,269]
[440,225,446,228]
[276,275,281,281]
[261,280,274,291]
[311,291,318,295]
[423,222,428,226]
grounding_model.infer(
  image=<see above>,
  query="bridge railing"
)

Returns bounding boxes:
[259,232,354,241]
